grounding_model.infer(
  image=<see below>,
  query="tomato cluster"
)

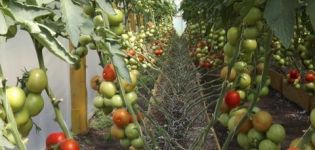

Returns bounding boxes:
[92,64,144,149]
[2,68,47,143]
[46,132,80,150]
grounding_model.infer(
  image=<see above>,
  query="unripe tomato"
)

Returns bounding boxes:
[46,132,66,149]
[59,139,80,150]
[218,113,229,127]
[223,43,235,57]
[310,108,315,127]
[79,35,92,46]
[252,111,272,132]
[247,128,264,145]
[120,139,131,148]
[111,94,124,108]
[18,119,33,137]
[93,96,104,108]
[227,27,239,45]
[258,139,278,150]
[244,27,259,39]
[131,137,144,149]
[243,7,262,25]
[224,90,241,108]
[243,39,257,52]
[266,124,286,144]
[110,23,124,36]
[108,9,124,26]
[93,15,104,27]
[125,123,140,139]
[220,66,237,81]
[237,133,250,149]
[26,68,48,93]
[125,91,138,105]
[99,81,117,98]
[25,93,44,117]
[239,73,251,89]
[103,64,116,81]
[111,125,125,139]
[14,106,30,127]
[112,108,132,128]
[6,87,26,112]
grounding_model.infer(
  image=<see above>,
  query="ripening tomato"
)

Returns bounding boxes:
[224,90,241,108]
[111,125,125,139]
[128,49,136,57]
[59,139,80,150]
[252,111,272,132]
[103,64,116,81]
[112,108,132,128]
[305,71,315,83]
[46,132,66,149]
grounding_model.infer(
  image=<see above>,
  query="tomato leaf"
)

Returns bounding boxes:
[8,1,51,21]
[32,25,79,64]
[306,0,315,32]
[96,0,116,15]
[60,0,85,46]
[108,43,131,83]
[0,11,8,35]
[263,0,298,48]
[26,0,37,5]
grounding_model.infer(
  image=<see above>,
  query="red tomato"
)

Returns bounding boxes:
[103,64,116,81]
[305,71,315,83]
[59,139,80,150]
[289,69,299,79]
[128,49,136,57]
[224,90,241,108]
[112,108,132,128]
[154,49,163,56]
[46,132,66,149]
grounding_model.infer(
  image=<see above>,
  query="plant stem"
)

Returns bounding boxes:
[32,37,72,138]
[0,65,26,150]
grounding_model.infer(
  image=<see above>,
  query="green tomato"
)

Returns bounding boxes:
[311,132,315,147]
[93,15,104,27]
[247,128,264,146]
[310,108,315,127]
[93,96,104,108]
[99,81,117,98]
[18,119,33,137]
[26,69,48,93]
[259,86,269,96]
[239,73,251,89]
[131,137,144,149]
[237,90,246,100]
[227,27,239,45]
[79,35,92,46]
[125,91,138,105]
[111,95,124,108]
[120,139,131,148]
[234,61,247,73]
[25,93,44,117]
[110,23,124,36]
[258,139,278,150]
[266,124,286,144]
[14,106,30,127]
[244,27,259,39]
[243,39,258,52]
[228,116,236,131]
[103,97,112,107]
[108,9,124,26]
[237,133,251,149]
[223,43,235,57]
[218,113,229,127]
[6,87,26,112]
[243,7,262,25]
[125,123,140,139]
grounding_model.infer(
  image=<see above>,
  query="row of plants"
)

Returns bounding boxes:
[181,0,315,149]
[0,0,175,149]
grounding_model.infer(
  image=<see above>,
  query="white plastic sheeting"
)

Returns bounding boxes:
[0,31,99,150]
[173,0,186,36]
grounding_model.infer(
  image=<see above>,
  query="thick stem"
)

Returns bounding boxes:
[0,65,26,150]
[32,37,72,138]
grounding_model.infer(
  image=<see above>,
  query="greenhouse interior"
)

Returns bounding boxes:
[0,0,315,150]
